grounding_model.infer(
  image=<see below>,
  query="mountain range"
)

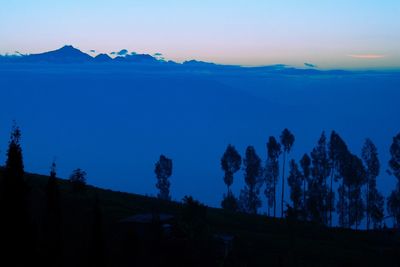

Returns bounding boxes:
[0,45,203,66]
[0,45,361,76]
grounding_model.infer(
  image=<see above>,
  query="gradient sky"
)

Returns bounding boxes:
[1,0,400,69]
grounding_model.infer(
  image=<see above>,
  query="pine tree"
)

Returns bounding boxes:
[287,160,303,218]
[362,139,384,229]
[280,129,295,217]
[44,161,62,266]
[154,155,173,200]
[46,161,60,214]
[239,146,262,214]
[387,133,400,226]
[0,123,33,265]
[265,137,281,217]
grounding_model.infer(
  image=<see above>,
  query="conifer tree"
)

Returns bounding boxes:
[44,161,62,266]
[0,123,33,265]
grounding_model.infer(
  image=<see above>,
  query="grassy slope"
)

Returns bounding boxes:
[26,172,400,267]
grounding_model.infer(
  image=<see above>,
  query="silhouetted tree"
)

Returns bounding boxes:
[239,146,262,214]
[69,168,87,192]
[221,192,239,212]
[362,139,384,229]
[0,123,33,265]
[329,133,352,227]
[328,131,348,226]
[307,132,330,224]
[44,161,62,266]
[265,137,281,217]
[181,196,209,241]
[264,158,277,216]
[287,160,303,218]
[343,154,366,229]
[46,161,60,213]
[300,154,311,219]
[155,155,173,200]
[220,145,241,211]
[221,144,242,194]
[387,133,400,226]
[280,129,295,217]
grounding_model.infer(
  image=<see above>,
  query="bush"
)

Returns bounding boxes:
[69,168,87,192]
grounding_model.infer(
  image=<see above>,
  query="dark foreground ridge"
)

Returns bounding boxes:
[3,170,399,267]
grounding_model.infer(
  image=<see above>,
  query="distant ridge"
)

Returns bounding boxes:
[93,53,113,62]
[0,45,354,75]
[24,45,93,63]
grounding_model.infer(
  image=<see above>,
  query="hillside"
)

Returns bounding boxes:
[21,171,400,267]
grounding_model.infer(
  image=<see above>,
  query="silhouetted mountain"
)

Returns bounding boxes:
[94,53,113,63]
[114,53,160,64]
[23,45,93,63]
[0,45,354,75]
[183,60,217,67]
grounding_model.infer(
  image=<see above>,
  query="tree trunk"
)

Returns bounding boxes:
[366,179,370,230]
[303,177,306,219]
[330,170,334,227]
[281,152,286,218]
[274,177,276,217]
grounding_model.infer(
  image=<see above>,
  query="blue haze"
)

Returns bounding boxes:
[0,62,399,226]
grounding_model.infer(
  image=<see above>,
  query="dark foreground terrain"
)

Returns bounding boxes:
[9,172,399,267]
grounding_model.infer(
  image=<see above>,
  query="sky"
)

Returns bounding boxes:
[1,0,400,68]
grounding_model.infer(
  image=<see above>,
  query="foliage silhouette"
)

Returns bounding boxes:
[239,146,262,214]
[69,168,87,192]
[265,137,281,217]
[280,129,295,217]
[155,155,173,201]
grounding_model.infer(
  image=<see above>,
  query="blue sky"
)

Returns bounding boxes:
[1,0,400,68]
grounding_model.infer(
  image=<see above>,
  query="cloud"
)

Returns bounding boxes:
[110,52,117,55]
[348,54,385,59]
[117,49,128,56]
[130,52,137,55]
[304,62,317,68]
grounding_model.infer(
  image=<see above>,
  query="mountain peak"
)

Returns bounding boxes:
[59,45,75,50]
[25,45,93,63]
